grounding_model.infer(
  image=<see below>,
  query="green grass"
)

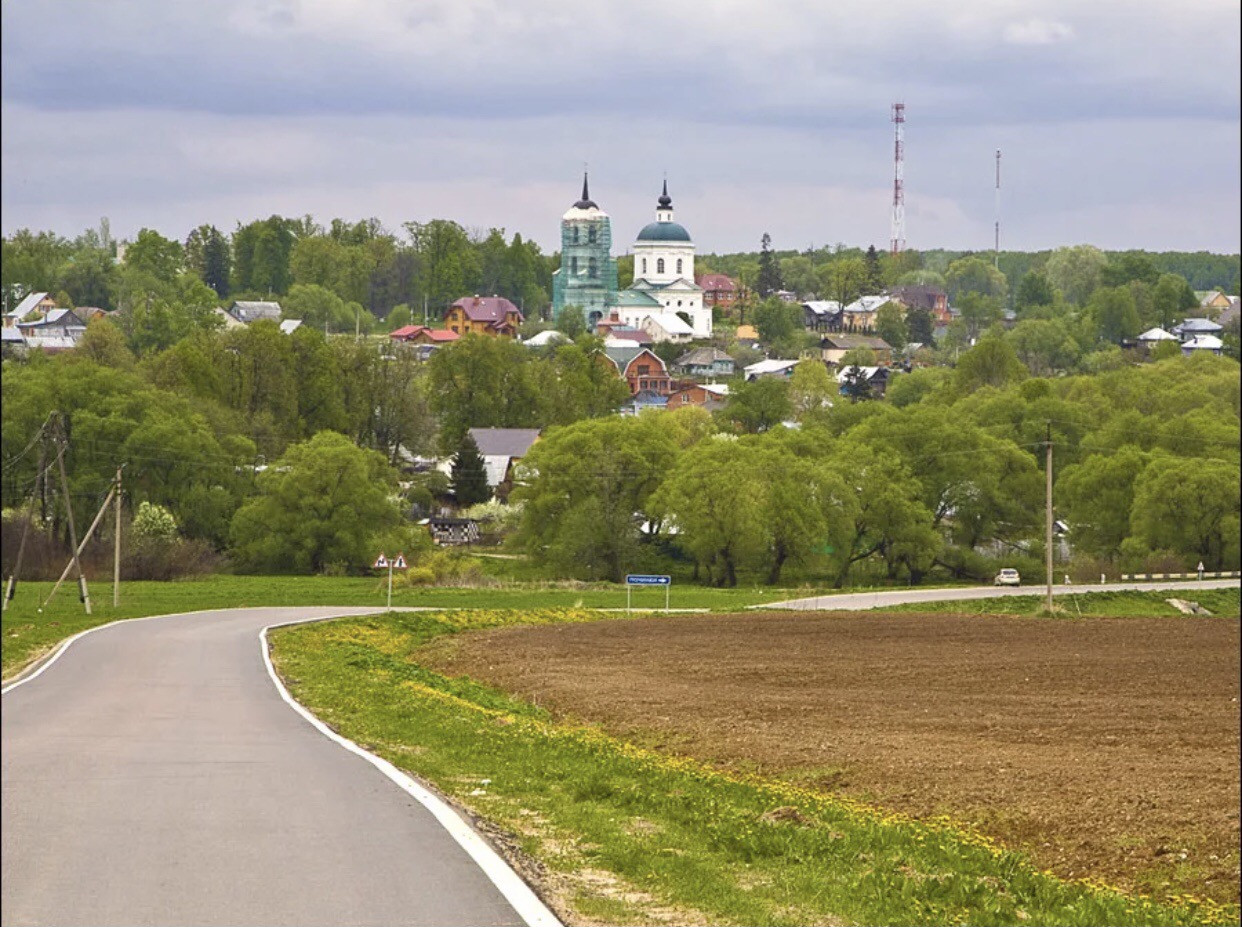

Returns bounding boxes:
[268,609,1238,927]
[0,574,817,678]
[882,588,1241,618]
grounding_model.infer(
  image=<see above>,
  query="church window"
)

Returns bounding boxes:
[641,258,647,274]
[588,226,597,243]
[677,258,683,274]
[588,257,597,278]
[572,226,579,243]
[571,257,578,274]
[657,258,665,274]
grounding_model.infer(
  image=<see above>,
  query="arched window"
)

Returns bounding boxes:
[641,258,647,274]
[676,258,683,274]
[588,257,597,278]
[657,258,665,274]
[571,257,578,274]
[588,226,597,244]
[572,226,579,243]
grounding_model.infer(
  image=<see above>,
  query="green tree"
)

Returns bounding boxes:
[818,257,868,305]
[906,307,934,344]
[953,333,1027,393]
[1006,318,1081,376]
[405,219,480,313]
[387,303,413,330]
[874,301,908,350]
[956,292,1004,338]
[451,432,492,506]
[124,229,184,283]
[863,245,884,294]
[229,431,402,573]
[722,377,792,433]
[514,416,680,581]
[944,256,1008,303]
[1044,245,1107,305]
[1149,273,1197,330]
[185,225,231,298]
[1088,286,1141,343]
[756,233,782,297]
[426,335,540,447]
[75,318,134,368]
[1014,270,1055,313]
[1127,456,1240,570]
[281,283,354,331]
[555,304,587,339]
[788,359,836,424]
[752,297,802,345]
[1100,252,1159,288]
[57,248,117,310]
[1058,447,1149,558]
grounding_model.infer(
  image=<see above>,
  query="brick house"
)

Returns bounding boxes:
[604,345,671,396]
[696,273,739,310]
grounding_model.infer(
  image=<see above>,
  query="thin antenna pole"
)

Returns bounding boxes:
[114,467,122,607]
[890,103,906,256]
[994,149,1002,269]
[52,427,91,615]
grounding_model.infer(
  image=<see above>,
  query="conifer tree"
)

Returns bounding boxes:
[864,245,884,294]
[756,233,782,297]
[451,432,492,506]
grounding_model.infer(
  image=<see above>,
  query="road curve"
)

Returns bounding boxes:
[762,577,1241,611]
[1,607,541,927]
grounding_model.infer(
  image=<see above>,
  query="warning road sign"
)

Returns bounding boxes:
[393,554,407,569]
[373,554,389,569]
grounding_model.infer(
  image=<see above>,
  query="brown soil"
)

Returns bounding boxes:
[423,612,1242,904]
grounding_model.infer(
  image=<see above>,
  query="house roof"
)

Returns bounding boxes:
[836,365,886,383]
[1137,327,1178,341]
[18,308,84,330]
[842,295,891,314]
[468,428,541,458]
[1174,317,1223,334]
[2,327,25,342]
[522,330,568,347]
[603,328,652,344]
[279,319,302,334]
[635,221,691,243]
[450,295,523,324]
[696,273,736,290]
[735,324,759,340]
[6,292,49,320]
[615,289,663,308]
[803,300,842,317]
[630,278,700,293]
[675,347,734,367]
[1183,334,1224,350]
[391,325,459,342]
[231,300,282,315]
[889,285,946,310]
[744,358,799,377]
[642,312,694,336]
[821,333,892,351]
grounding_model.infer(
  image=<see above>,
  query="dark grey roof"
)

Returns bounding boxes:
[573,172,597,209]
[636,221,691,242]
[675,347,734,367]
[467,428,541,458]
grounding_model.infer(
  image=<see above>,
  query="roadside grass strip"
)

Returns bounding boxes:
[881,588,1240,618]
[269,609,1237,927]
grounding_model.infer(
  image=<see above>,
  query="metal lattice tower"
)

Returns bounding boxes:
[890,103,906,256]
[994,149,1002,268]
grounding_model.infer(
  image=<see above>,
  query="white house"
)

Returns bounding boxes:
[640,312,695,343]
[743,358,799,380]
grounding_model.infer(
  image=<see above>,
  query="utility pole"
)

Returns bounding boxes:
[52,421,91,615]
[1045,422,1054,614]
[114,467,122,607]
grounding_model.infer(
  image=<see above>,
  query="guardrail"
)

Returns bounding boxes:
[1120,571,1241,580]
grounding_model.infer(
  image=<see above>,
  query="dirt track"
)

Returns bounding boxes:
[424,612,1241,904]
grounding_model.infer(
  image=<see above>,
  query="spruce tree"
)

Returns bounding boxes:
[864,245,884,294]
[756,233,783,297]
[451,433,492,506]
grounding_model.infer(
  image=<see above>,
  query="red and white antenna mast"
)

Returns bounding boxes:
[890,102,906,256]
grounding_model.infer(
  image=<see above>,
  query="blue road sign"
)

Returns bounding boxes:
[625,574,671,586]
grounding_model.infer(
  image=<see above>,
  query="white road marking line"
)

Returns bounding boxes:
[262,618,564,927]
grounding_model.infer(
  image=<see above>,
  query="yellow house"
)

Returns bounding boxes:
[444,296,524,338]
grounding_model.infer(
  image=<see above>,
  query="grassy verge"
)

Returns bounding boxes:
[881,588,1240,617]
[0,574,824,678]
[269,609,1236,927]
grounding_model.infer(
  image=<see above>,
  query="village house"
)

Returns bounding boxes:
[1195,290,1233,317]
[819,332,894,366]
[889,285,951,324]
[802,300,842,332]
[1173,318,1224,341]
[1137,327,1179,353]
[734,324,760,348]
[17,308,87,352]
[605,345,672,396]
[3,292,58,327]
[743,358,799,381]
[640,312,695,344]
[838,295,894,333]
[672,347,735,378]
[836,365,891,399]
[696,273,739,310]
[666,382,729,411]
[229,300,283,323]
[1181,334,1224,356]
[390,325,460,346]
[444,295,524,338]
[467,427,541,501]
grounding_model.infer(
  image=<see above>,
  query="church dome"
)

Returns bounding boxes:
[636,221,691,242]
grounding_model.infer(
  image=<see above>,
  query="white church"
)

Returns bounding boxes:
[611,182,711,340]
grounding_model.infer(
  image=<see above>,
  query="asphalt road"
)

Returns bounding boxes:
[1,607,539,927]
[764,577,1241,610]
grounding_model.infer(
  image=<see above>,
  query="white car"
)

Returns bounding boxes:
[994,568,1021,587]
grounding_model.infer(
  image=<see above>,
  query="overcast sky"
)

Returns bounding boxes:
[2,0,1239,255]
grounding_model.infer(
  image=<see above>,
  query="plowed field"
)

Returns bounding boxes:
[424,612,1241,903]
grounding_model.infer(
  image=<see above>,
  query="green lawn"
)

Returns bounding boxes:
[882,588,1241,618]
[0,574,813,678]
[269,609,1236,927]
